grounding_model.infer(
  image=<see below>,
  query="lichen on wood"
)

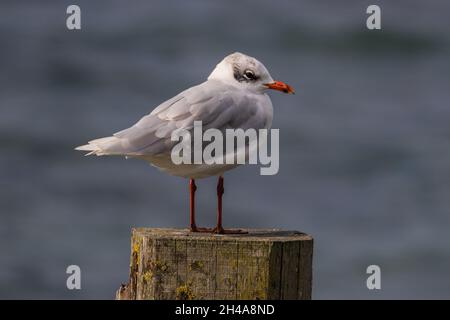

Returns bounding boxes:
[116,228,313,300]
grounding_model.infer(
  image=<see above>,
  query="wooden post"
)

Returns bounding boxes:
[116,228,313,300]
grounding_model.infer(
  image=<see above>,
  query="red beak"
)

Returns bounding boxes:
[264,81,295,94]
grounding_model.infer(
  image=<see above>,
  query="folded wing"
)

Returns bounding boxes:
[75,80,268,157]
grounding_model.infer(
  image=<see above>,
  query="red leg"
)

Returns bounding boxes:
[215,176,224,233]
[189,179,197,231]
[213,176,247,234]
[189,179,213,233]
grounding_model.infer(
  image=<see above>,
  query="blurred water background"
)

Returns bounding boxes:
[1,0,450,299]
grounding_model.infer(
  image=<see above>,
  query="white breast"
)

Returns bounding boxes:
[139,87,274,179]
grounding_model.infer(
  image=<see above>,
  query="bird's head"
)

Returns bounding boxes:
[208,52,294,95]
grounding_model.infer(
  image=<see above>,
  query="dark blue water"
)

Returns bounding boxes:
[1,0,450,299]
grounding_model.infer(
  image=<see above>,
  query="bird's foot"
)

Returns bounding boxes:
[190,226,248,234]
[212,226,248,235]
[190,226,214,233]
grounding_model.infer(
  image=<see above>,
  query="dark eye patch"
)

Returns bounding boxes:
[233,65,259,83]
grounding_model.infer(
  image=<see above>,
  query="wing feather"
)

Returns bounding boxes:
[77,80,271,156]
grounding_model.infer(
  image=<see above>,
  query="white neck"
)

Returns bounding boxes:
[207,61,233,82]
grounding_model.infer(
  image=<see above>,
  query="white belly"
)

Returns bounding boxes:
[137,154,240,179]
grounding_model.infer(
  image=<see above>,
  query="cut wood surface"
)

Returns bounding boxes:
[116,228,313,300]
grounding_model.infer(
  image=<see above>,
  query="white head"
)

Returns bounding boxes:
[208,52,294,94]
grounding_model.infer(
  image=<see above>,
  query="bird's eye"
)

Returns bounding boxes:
[243,70,256,80]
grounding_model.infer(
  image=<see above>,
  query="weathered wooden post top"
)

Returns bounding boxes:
[116,228,313,300]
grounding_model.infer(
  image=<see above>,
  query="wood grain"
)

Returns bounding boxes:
[116,228,313,300]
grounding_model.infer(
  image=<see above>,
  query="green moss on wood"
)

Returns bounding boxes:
[176,282,195,300]
[189,260,204,272]
[143,271,153,283]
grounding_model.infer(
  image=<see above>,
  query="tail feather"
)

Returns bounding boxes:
[75,136,123,156]
[75,144,95,151]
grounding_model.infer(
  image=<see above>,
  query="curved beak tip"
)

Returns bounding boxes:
[265,81,295,94]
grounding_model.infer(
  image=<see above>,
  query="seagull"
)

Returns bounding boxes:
[76,52,294,234]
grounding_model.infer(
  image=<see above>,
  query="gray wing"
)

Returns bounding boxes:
[97,80,268,156]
